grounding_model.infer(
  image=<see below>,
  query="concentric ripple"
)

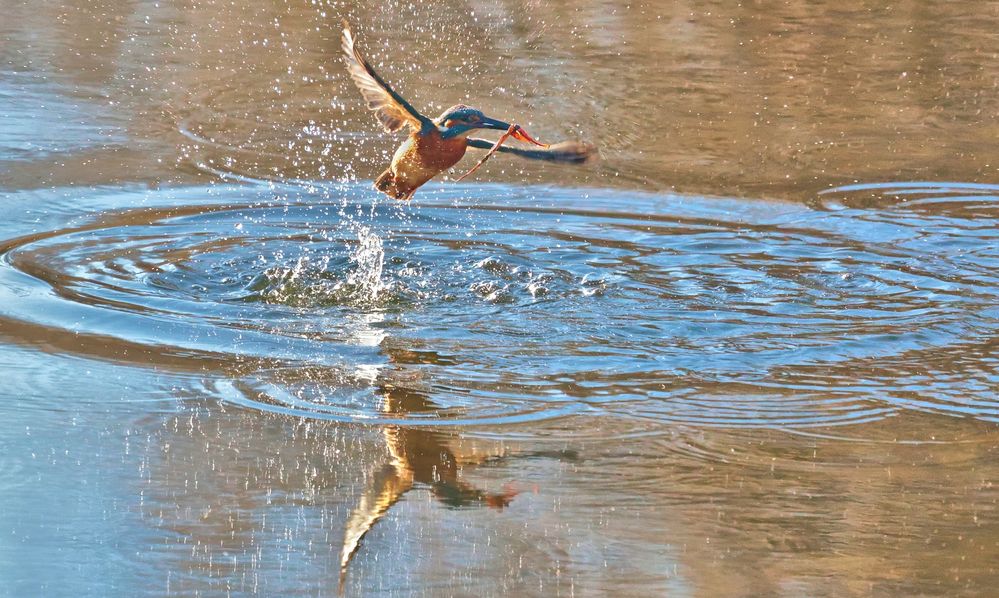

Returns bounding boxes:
[1,181,999,431]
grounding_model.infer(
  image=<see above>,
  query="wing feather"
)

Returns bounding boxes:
[467,138,597,164]
[342,22,430,133]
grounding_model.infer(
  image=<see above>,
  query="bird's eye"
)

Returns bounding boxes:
[468,114,481,123]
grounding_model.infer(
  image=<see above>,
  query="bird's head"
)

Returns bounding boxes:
[437,105,502,138]
[436,105,544,147]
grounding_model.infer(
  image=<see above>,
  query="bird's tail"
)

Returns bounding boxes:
[374,169,394,192]
[374,169,413,200]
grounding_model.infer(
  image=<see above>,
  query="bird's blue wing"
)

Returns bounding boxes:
[342,22,433,133]
[467,138,596,164]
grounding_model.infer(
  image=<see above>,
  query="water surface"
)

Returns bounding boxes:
[3,1,999,596]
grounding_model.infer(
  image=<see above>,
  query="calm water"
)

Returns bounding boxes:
[3,1,999,596]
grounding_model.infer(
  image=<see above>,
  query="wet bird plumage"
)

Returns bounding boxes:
[374,126,469,200]
[341,22,595,200]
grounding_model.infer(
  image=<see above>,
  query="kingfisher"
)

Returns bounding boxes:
[342,22,595,200]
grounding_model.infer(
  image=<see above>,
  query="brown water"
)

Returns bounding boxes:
[3,1,999,596]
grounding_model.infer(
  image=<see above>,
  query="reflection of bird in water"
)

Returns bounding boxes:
[342,21,596,200]
[339,380,517,591]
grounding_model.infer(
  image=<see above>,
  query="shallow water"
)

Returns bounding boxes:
[4,1,999,596]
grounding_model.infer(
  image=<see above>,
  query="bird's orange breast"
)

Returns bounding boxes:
[390,129,467,185]
[416,130,468,171]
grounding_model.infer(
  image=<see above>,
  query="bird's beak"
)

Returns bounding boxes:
[479,117,547,147]
[479,116,513,131]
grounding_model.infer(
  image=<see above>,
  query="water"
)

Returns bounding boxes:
[4,1,999,596]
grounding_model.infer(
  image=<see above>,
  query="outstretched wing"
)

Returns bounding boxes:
[342,22,432,133]
[467,138,597,164]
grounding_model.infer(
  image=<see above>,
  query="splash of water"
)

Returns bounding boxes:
[344,225,386,303]
[237,223,388,308]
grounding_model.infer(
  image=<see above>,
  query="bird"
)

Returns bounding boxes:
[341,21,595,200]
